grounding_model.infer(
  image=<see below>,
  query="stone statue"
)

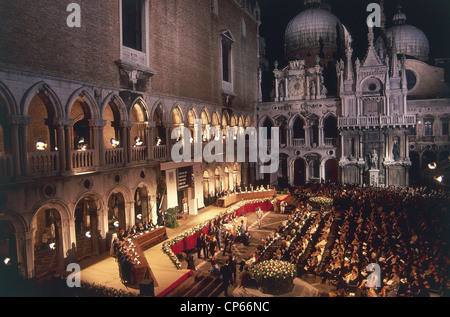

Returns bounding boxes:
[392,138,400,161]
[369,148,378,169]
[315,55,321,66]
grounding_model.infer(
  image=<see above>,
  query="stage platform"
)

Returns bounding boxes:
[78,194,290,296]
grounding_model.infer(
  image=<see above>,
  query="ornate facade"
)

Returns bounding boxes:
[257,1,450,188]
[0,0,260,279]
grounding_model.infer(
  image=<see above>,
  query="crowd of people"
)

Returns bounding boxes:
[294,183,449,297]
[111,220,162,284]
[230,183,448,297]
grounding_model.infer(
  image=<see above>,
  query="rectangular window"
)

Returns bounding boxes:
[122,0,142,51]
[363,100,379,116]
[424,122,433,136]
[442,122,449,136]
[222,42,231,82]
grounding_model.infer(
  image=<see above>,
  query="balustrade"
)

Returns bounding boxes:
[0,154,13,178]
[28,152,59,174]
[105,148,124,166]
[71,149,95,171]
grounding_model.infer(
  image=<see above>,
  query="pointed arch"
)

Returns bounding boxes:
[288,113,306,129]
[171,104,185,126]
[101,93,128,122]
[129,96,150,122]
[238,114,245,127]
[211,111,220,127]
[187,106,199,127]
[245,115,251,128]
[201,108,210,126]
[150,100,167,124]
[21,81,64,118]
[65,87,100,120]
[258,115,275,128]
[0,81,19,116]
[230,114,238,127]
[222,111,230,126]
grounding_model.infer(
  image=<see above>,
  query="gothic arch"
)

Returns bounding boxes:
[150,100,167,123]
[200,107,211,125]
[258,115,275,128]
[171,104,185,126]
[100,93,128,122]
[21,81,64,118]
[129,96,150,122]
[65,87,100,120]
[288,113,307,129]
[319,111,337,126]
[0,81,19,116]
[211,111,221,127]
[186,106,199,127]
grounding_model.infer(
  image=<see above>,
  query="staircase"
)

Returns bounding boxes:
[34,247,57,279]
[76,232,92,262]
[163,272,224,297]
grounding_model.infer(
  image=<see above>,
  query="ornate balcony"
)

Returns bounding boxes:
[105,148,124,166]
[28,152,59,174]
[338,115,416,129]
[71,150,95,172]
[152,145,167,160]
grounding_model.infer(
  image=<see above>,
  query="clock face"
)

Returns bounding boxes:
[289,79,304,96]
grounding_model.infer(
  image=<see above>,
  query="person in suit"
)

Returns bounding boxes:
[203,234,210,259]
[222,231,230,256]
[220,260,233,296]
[197,233,204,258]
[209,236,218,260]
[255,207,263,229]
[118,229,127,241]
[186,253,196,271]
[228,254,238,285]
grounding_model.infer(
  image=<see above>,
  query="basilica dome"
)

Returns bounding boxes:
[284,2,345,63]
[376,6,429,62]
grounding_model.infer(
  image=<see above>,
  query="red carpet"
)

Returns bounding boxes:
[156,270,194,297]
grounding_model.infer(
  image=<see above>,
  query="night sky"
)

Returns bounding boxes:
[257,0,450,99]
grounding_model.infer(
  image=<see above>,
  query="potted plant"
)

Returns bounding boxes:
[166,206,180,228]
[308,196,334,210]
[251,260,297,295]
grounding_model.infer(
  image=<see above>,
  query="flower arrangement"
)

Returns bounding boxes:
[162,198,274,269]
[46,276,138,297]
[308,196,334,210]
[251,260,297,295]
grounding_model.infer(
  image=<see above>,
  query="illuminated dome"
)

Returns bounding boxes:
[284,1,345,63]
[376,6,429,62]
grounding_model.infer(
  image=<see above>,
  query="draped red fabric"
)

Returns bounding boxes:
[169,201,273,255]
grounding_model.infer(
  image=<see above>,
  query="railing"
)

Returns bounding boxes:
[131,146,148,162]
[152,145,167,160]
[0,154,13,178]
[339,115,416,128]
[71,149,95,171]
[28,152,58,174]
[105,148,124,166]
[292,138,305,147]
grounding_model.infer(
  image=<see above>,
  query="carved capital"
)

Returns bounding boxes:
[88,119,107,128]
[7,115,31,126]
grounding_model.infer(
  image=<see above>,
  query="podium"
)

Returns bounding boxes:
[369,169,379,187]
[140,278,155,297]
